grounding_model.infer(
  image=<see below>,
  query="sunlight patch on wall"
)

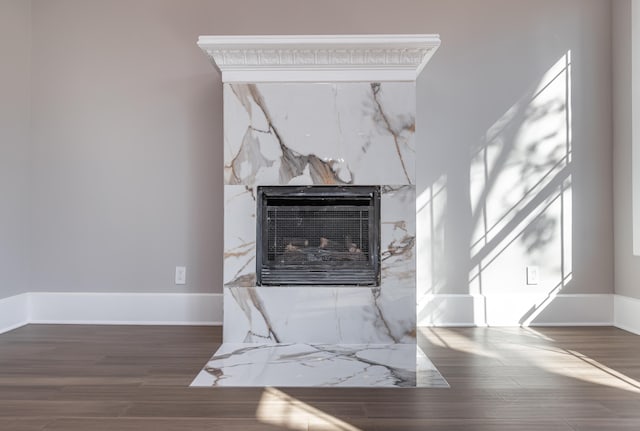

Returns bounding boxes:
[417,175,447,316]
[417,176,448,297]
[469,51,573,325]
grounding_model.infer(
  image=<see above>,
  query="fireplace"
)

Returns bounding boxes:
[192,34,443,388]
[256,185,381,286]
[196,33,439,345]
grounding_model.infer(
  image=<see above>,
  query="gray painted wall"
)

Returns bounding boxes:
[0,0,31,300]
[21,0,613,298]
[29,0,221,294]
[418,0,613,297]
[613,0,639,299]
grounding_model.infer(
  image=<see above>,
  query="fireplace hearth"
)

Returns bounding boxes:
[257,185,380,286]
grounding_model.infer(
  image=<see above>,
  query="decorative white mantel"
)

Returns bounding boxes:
[192,35,444,387]
[197,34,440,82]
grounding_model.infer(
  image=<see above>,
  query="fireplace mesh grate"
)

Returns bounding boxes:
[257,186,380,286]
[266,208,370,263]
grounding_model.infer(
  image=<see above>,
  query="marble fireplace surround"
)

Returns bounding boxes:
[192,35,443,387]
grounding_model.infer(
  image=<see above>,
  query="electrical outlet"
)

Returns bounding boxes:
[526,266,539,285]
[175,266,186,285]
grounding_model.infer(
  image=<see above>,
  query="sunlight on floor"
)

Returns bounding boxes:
[560,350,640,393]
[420,327,501,360]
[523,328,640,394]
[422,327,640,395]
[256,387,361,431]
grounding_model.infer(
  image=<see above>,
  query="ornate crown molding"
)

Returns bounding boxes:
[197,35,440,82]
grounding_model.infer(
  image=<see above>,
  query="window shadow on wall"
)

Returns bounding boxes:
[418,51,574,326]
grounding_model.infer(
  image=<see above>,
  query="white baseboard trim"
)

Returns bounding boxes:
[418,294,476,326]
[0,292,223,332]
[614,294,640,335]
[30,292,224,325]
[418,293,614,327]
[0,293,29,334]
[0,291,623,333]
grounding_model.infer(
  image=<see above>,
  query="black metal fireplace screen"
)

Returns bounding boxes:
[256,186,380,286]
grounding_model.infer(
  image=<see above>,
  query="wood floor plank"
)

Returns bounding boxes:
[568,419,640,431]
[309,418,577,431]
[0,419,52,431]
[0,400,129,418]
[2,324,640,430]
[42,418,287,431]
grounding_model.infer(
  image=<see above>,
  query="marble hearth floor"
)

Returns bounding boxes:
[190,343,449,388]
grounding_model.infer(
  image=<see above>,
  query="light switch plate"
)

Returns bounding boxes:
[526,266,539,285]
[175,266,186,285]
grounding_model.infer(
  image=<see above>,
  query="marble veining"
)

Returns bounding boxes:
[190,343,449,388]
[227,285,280,343]
[223,186,257,287]
[224,82,416,187]
[223,286,416,344]
[221,184,416,345]
[370,83,414,183]
[226,84,353,186]
[197,34,442,388]
[380,185,416,286]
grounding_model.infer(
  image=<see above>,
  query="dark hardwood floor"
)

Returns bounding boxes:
[1,325,640,430]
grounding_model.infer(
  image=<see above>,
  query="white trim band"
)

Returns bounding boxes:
[614,294,640,335]
[197,34,441,82]
[419,293,614,327]
[0,292,223,334]
[0,293,29,334]
[0,292,625,334]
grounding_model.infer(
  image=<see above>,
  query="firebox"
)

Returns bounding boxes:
[256,185,381,286]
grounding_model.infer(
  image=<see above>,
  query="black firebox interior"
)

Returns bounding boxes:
[256,185,381,286]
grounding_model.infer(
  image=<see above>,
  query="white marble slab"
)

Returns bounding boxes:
[223,286,416,344]
[190,343,449,388]
[380,185,416,291]
[222,80,418,351]
[223,185,256,287]
[224,82,416,187]
[222,184,416,344]
[213,45,430,388]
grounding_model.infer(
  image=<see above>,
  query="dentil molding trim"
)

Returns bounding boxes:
[197,34,441,82]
